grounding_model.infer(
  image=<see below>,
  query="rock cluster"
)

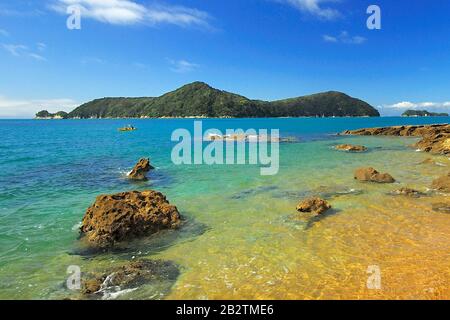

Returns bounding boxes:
[296,197,331,215]
[341,124,450,155]
[80,190,181,247]
[354,167,396,183]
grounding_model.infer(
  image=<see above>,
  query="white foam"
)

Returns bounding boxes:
[71,222,82,231]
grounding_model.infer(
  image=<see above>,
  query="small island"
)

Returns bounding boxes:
[402,109,449,117]
[35,110,69,120]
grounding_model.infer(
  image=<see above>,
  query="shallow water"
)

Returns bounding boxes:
[0,117,449,299]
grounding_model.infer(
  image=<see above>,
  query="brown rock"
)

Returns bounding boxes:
[431,172,450,192]
[80,190,181,247]
[128,158,154,180]
[296,197,331,215]
[82,278,103,295]
[392,187,424,197]
[335,144,367,152]
[354,167,396,183]
[82,259,179,297]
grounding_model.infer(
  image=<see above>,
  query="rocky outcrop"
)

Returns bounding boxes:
[334,144,367,152]
[296,197,331,215]
[341,124,450,155]
[128,158,154,180]
[416,135,450,155]
[354,167,396,183]
[431,172,450,193]
[82,259,179,298]
[80,190,181,247]
[391,187,424,197]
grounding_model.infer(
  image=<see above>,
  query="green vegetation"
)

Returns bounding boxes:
[35,110,69,119]
[402,110,449,117]
[68,82,380,118]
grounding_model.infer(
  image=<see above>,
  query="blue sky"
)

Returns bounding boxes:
[0,0,449,117]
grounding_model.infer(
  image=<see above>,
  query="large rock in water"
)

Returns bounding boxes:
[354,167,396,183]
[296,197,331,215]
[128,158,154,180]
[431,172,450,192]
[334,144,367,152]
[80,191,181,247]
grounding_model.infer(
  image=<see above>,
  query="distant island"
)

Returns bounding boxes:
[36,82,380,119]
[402,109,449,117]
[35,110,69,119]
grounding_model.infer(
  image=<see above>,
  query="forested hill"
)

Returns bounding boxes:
[66,82,380,118]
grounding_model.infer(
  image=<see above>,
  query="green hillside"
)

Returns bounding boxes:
[66,82,380,118]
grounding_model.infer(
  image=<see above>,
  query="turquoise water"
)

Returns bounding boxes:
[0,117,449,299]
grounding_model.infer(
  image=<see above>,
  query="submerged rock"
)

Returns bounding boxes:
[420,158,436,165]
[296,197,331,215]
[431,203,450,214]
[431,172,450,193]
[354,167,396,183]
[334,144,367,152]
[128,158,154,180]
[82,259,179,298]
[80,190,181,247]
[391,187,424,198]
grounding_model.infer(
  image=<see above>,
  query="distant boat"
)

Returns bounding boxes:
[118,125,137,132]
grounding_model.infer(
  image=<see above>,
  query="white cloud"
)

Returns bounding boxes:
[0,96,79,118]
[322,34,337,42]
[2,44,27,56]
[0,28,9,37]
[323,31,366,44]
[81,57,105,64]
[379,101,450,116]
[168,59,199,73]
[388,101,416,109]
[279,0,341,20]
[1,43,47,61]
[51,0,211,28]
[28,53,47,61]
[37,42,47,51]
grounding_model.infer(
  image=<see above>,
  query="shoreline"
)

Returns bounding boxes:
[31,116,450,120]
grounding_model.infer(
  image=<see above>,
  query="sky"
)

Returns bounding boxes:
[0,0,450,118]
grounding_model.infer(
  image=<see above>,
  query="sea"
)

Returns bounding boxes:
[0,117,449,299]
